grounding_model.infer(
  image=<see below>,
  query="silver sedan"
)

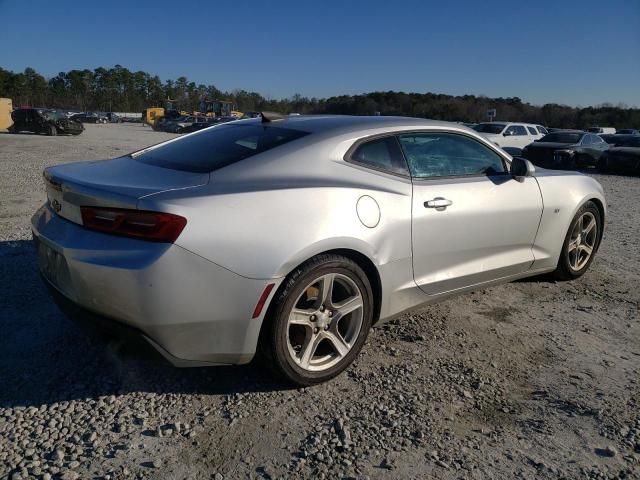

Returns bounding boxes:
[32,114,606,385]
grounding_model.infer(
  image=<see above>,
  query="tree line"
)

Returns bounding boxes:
[1,65,638,129]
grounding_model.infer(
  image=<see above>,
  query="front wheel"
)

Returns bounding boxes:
[264,254,374,386]
[553,201,602,280]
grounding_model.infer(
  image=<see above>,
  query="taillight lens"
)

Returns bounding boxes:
[80,207,187,243]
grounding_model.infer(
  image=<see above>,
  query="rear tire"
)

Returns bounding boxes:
[263,254,374,386]
[553,201,602,280]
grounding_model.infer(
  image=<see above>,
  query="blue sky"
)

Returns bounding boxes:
[1,0,638,107]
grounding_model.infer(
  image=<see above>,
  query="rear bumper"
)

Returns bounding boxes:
[31,203,276,366]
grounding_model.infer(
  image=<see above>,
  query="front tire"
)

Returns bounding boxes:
[553,201,602,280]
[264,254,374,386]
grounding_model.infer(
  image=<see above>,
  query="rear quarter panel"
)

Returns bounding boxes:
[137,134,414,282]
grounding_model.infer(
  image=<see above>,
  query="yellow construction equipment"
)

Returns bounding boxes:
[0,98,13,130]
[200,99,241,118]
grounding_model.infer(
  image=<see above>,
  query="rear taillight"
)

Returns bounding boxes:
[80,207,187,243]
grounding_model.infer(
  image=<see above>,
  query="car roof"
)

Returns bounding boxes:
[244,115,459,136]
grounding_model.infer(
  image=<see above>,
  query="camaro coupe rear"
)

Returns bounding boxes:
[32,115,606,385]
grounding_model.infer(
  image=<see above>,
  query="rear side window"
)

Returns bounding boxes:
[348,136,408,175]
[133,123,309,173]
[527,126,538,135]
[537,126,548,135]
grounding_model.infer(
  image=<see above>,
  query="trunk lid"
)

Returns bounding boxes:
[44,156,209,225]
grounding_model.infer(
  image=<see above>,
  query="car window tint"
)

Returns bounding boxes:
[527,126,538,135]
[398,133,507,178]
[537,126,548,135]
[506,125,527,136]
[350,136,408,175]
[134,123,309,173]
[591,135,603,144]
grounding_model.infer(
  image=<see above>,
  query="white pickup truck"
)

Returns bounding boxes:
[473,122,548,149]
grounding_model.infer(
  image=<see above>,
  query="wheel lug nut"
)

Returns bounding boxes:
[314,328,319,334]
[324,326,329,331]
[328,311,333,317]
[310,315,316,321]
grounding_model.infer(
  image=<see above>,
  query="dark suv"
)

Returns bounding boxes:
[10,108,84,136]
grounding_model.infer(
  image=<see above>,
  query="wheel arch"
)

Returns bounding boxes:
[260,247,383,343]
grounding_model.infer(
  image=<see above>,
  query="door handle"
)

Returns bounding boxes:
[424,197,453,209]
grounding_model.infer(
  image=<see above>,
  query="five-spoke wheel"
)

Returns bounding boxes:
[554,201,602,280]
[265,254,373,385]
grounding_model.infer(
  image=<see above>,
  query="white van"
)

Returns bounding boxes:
[587,126,616,134]
[472,122,545,148]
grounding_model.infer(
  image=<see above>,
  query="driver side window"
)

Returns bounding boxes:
[398,133,507,179]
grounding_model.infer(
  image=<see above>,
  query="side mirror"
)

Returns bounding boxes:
[503,131,512,137]
[510,157,535,181]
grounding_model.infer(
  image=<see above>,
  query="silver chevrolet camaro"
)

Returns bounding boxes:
[32,114,606,385]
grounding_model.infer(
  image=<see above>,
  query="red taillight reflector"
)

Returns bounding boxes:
[252,283,275,319]
[80,207,187,243]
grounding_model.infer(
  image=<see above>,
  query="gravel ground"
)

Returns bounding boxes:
[0,124,639,480]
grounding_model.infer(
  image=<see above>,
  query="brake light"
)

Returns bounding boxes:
[80,207,187,243]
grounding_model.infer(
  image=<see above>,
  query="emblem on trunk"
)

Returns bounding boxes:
[51,199,62,212]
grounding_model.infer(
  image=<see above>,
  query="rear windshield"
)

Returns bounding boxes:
[133,123,309,173]
[473,123,506,134]
[540,132,582,144]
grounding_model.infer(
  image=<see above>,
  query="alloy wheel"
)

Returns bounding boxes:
[286,273,364,372]
[567,211,597,271]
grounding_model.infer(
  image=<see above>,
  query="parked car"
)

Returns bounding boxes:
[241,111,262,119]
[597,135,640,174]
[32,115,606,385]
[587,126,616,134]
[171,116,209,133]
[180,117,230,133]
[105,112,121,123]
[501,146,522,157]
[522,131,609,169]
[616,129,639,135]
[472,122,543,148]
[71,112,108,124]
[10,108,84,136]
[600,133,621,145]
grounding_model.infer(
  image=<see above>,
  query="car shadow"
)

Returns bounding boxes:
[0,240,291,409]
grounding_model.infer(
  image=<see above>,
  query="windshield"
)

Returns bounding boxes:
[473,123,506,134]
[540,132,583,144]
[41,110,65,120]
[133,123,309,173]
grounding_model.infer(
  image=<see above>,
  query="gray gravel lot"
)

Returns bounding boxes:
[0,124,639,480]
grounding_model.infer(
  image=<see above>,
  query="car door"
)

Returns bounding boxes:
[590,134,609,158]
[504,124,530,148]
[400,131,543,295]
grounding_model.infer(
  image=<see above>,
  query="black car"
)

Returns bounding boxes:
[521,131,608,169]
[597,135,640,175]
[616,129,639,135]
[10,108,84,136]
[71,112,108,123]
[105,112,121,123]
